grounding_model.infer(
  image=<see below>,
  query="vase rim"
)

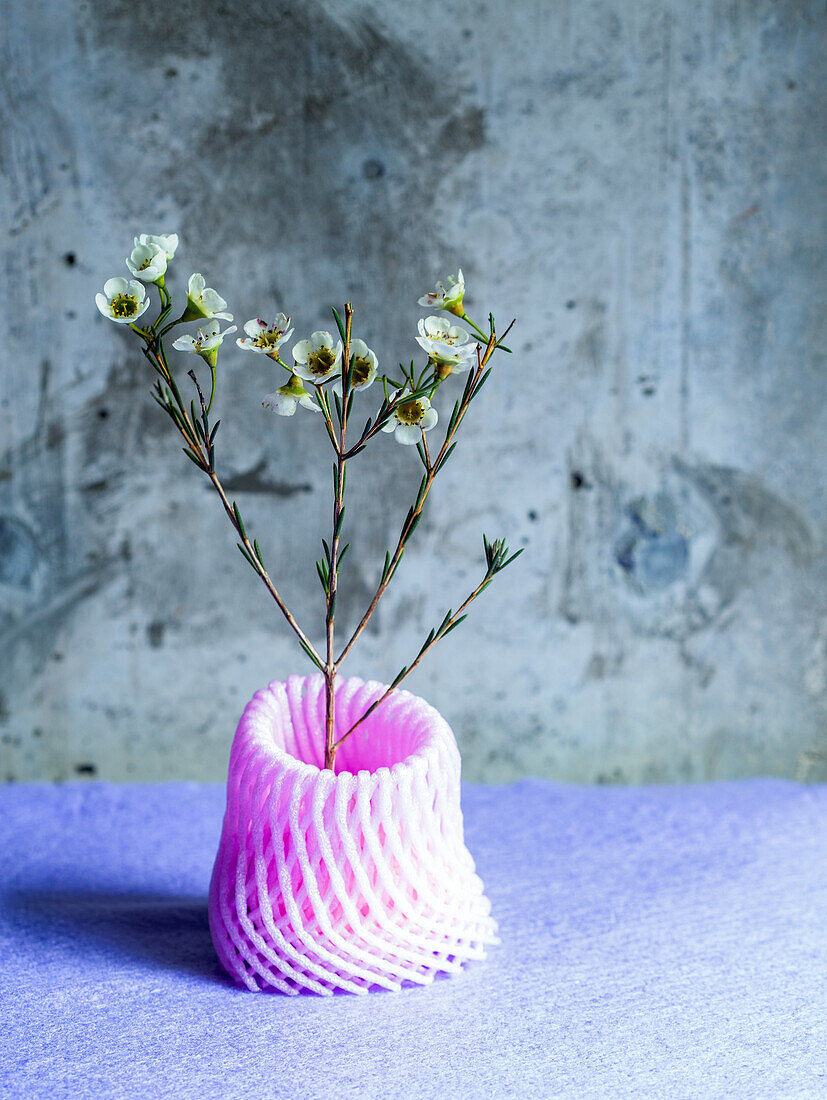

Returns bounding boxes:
[238,673,455,784]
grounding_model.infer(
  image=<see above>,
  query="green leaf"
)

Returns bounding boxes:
[443,613,468,635]
[337,542,351,568]
[182,447,203,470]
[500,547,525,569]
[232,501,247,540]
[253,538,264,565]
[298,638,324,671]
[331,306,347,344]
[390,665,408,689]
[436,441,458,472]
[236,542,256,569]
[316,560,328,591]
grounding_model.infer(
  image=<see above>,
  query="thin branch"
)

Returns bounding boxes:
[335,328,501,667]
[333,569,491,751]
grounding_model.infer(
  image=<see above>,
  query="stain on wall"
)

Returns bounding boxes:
[0,0,824,783]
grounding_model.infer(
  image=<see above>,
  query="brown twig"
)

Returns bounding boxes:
[335,328,500,668]
[323,303,353,770]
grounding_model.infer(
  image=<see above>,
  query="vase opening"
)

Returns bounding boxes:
[259,675,436,776]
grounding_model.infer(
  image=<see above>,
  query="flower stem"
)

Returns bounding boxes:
[335,328,501,669]
[323,302,353,771]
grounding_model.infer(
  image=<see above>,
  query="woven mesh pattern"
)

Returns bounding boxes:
[208,674,498,994]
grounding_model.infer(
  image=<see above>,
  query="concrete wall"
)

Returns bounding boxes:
[1,0,825,784]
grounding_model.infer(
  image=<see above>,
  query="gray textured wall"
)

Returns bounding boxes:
[1,0,825,784]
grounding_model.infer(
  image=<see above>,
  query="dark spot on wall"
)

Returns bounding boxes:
[786,78,796,90]
[642,386,656,397]
[47,421,65,450]
[0,692,8,723]
[74,763,98,776]
[82,478,109,493]
[223,457,312,497]
[165,67,178,78]
[565,300,576,310]
[0,516,42,590]
[573,323,605,376]
[528,509,538,521]
[570,471,589,490]
[98,408,109,420]
[147,620,165,647]
[32,728,42,738]
[362,159,385,180]
[614,494,689,594]
[63,252,76,266]
[437,106,486,157]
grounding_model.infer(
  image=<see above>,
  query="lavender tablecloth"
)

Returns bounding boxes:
[0,778,824,1098]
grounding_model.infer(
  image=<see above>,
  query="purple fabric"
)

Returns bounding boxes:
[0,779,824,1098]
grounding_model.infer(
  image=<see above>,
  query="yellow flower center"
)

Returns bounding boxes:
[253,330,284,350]
[350,355,372,386]
[396,399,424,426]
[307,346,336,376]
[110,293,139,318]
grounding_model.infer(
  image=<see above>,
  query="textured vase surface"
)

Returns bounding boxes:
[208,674,498,994]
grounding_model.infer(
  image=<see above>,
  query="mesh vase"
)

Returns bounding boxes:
[208,673,498,994]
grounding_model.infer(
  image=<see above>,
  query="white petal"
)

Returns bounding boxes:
[292,339,313,364]
[298,393,322,413]
[415,336,435,354]
[172,335,196,351]
[213,311,234,321]
[188,273,205,295]
[349,338,368,358]
[420,407,439,431]
[104,277,129,297]
[95,293,111,317]
[244,318,267,336]
[273,313,289,330]
[291,362,315,382]
[310,330,333,349]
[381,418,397,433]
[418,396,431,411]
[395,423,423,445]
[127,280,147,300]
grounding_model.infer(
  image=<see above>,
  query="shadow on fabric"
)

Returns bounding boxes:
[5,888,233,986]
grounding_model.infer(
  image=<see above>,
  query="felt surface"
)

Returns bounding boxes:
[0,779,824,1099]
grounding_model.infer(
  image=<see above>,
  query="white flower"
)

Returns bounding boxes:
[415,316,477,373]
[134,233,179,261]
[292,330,343,383]
[332,337,378,395]
[381,393,438,445]
[236,315,293,358]
[262,374,322,417]
[126,241,168,285]
[183,273,233,321]
[172,320,237,366]
[418,269,465,315]
[95,277,151,324]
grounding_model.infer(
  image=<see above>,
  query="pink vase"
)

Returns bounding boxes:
[208,674,498,994]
